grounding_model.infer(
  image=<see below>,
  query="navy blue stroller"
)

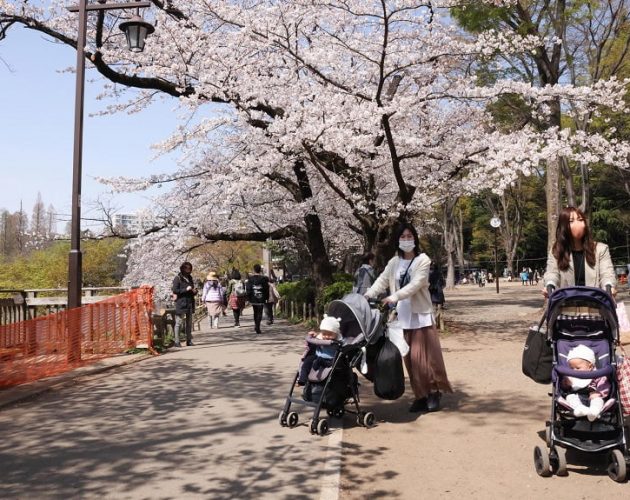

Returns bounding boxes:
[278,293,385,436]
[534,286,629,481]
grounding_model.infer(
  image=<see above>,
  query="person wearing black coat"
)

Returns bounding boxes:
[172,261,198,347]
[246,264,269,335]
[428,263,445,307]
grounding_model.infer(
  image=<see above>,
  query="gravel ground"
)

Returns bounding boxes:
[340,280,630,499]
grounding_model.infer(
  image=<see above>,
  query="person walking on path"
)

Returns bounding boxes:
[247,264,269,335]
[202,271,225,329]
[543,206,616,296]
[266,279,281,325]
[227,270,246,327]
[365,222,453,413]
[352,253,376,295]
[172,261,198,347]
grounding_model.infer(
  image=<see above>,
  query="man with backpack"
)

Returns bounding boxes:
[247,264,270,335]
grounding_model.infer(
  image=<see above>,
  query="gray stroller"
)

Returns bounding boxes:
[278,293,385,436]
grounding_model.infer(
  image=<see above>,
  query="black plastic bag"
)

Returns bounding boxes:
[522,324,552,384]
[373,338,405,400]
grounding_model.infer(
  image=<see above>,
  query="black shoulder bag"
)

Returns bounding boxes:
[522,311,553,384]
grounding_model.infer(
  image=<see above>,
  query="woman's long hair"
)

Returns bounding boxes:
[394,222,421,258]
[552,206,596,270]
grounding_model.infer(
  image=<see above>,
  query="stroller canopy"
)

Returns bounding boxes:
[327,293,383,344]
[546,286,618,341]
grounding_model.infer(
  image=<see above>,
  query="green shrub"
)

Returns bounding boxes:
[317,280,353,311]
[277,278,316,304]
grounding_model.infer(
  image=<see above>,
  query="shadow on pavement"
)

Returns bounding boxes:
[1,319,386,499]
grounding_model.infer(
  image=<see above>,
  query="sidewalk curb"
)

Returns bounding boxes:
[0,352,154,410]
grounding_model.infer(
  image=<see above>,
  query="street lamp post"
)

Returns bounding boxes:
[66,0,153,312]
[490,216,501,294]
[66,1,153,362]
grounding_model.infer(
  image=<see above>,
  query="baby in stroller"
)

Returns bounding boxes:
[297,315,342,386]
[561,344,610,421]
[279,293,382,436]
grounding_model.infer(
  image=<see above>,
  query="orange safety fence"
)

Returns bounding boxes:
[0,286,154,388]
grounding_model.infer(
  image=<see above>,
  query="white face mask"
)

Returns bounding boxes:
[399,240,415,253]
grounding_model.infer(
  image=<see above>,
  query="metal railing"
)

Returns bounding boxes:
[0,287,131,325]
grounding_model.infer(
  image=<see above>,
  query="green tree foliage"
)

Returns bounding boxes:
[0,239,126,289]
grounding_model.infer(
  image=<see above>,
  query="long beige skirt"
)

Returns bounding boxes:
[403,324,453,399]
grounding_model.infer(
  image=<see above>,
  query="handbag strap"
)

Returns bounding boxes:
[399,256,417,287]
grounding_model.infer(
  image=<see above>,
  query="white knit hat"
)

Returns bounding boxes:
[567,344,596,365]
[319,315,342,338]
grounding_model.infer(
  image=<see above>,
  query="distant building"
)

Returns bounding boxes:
[114,213,154,235]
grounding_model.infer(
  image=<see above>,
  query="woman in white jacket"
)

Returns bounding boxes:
[365,223,452,413]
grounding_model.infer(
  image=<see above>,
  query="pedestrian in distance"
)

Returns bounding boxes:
[364,222,453,413]
[352,252,376,295]
[266,278,281,325]
[543,206,616,296]
[202,271,225,329]
[429,263,446,309]
[521,268,528,285]
[172,261,198,347]
[227,269,247,327]
[247,264,270,335]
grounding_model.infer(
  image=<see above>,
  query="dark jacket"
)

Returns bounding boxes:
[172,272,197,314]
[429,268,445,305]
[247,274,270,304]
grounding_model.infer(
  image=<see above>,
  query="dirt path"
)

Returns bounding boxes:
[340,281,629,499]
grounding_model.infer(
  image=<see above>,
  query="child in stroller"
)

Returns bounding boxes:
[560,344,610,421]
[279,293,384,436]
[534,285,628,481]
[297,315,342,386]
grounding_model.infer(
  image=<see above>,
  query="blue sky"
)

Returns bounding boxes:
[0,24,180,230]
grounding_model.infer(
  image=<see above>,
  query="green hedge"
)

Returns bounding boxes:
[316,280,353,311]
[277,278,316,303]
[278,275,355,314]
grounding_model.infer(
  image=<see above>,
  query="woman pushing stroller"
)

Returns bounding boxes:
[364,222,452,413]
[543,206,616,294]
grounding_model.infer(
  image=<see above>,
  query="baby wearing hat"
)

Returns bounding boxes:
[297,315,343,385]
[562,344,611,421]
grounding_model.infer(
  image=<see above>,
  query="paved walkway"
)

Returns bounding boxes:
[0,312,338,499]
[2,283,630,499]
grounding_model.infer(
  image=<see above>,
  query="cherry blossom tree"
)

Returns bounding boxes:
[2,0,629,291]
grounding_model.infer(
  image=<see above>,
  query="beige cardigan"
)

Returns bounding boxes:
[543,242,616,289]
[365,253,433,314]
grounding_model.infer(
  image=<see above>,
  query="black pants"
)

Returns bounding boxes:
[265,303,274,323]
[252,304,264,333]
[232,308,241,326]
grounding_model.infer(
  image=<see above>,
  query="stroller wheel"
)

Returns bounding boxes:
[361,411,375,428]
[551,447,567,476]
[533,445,552,477]
[278,411,288,427]
[608,449,627,482]
[317,418,329,436]
[287,412,299,428]
[545,425,551,446]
